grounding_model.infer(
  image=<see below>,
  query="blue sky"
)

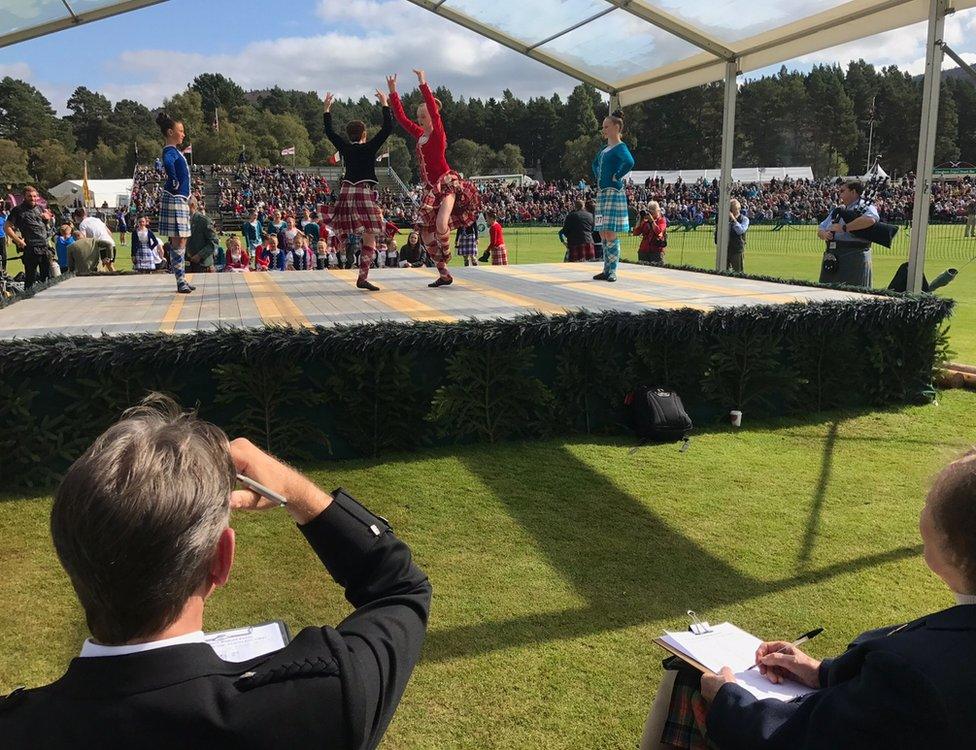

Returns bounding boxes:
[1,0,974,113]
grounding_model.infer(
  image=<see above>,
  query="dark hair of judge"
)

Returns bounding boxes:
[156,111,177,137]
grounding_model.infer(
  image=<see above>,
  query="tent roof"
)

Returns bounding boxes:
[0,1,167,49]
[405,0,976,106]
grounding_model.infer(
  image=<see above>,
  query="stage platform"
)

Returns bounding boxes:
[0,263,872,339]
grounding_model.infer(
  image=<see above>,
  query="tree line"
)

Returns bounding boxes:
[0,61,972,190]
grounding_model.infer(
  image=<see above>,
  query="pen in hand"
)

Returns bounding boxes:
[236,473,288,507]
[747,627,823,670]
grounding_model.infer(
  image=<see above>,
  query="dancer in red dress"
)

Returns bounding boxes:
[388,70,481,287]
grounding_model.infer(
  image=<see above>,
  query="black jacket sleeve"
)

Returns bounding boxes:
[298,489,431,750]
[366,107,393,153]
[323,112,348,154]
[705,649,949,750]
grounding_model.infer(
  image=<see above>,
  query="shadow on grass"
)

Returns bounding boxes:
[422,445,921,663]
[797,420,839,571]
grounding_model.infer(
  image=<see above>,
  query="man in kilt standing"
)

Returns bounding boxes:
[455,222,479,266]
[155,112,194,294]
[321,89,393,291]
[591,110,635,283]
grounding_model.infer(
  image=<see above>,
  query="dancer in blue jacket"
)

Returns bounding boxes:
[591,110,634,283]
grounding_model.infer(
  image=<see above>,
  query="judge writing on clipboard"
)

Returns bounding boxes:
[643,451,976,749]
[0,395,432,750]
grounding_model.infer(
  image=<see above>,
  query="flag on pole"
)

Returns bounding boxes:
[82,160,93,207]
[281,146,296,156]
[328,151,342,165]
[376,152,390,163]
[182,145,193,154]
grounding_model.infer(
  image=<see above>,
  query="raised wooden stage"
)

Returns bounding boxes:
[0,263,871,339]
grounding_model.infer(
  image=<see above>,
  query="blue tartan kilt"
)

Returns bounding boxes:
[595,187,630,233]
[456,234,479,256]
[158,192,191,237]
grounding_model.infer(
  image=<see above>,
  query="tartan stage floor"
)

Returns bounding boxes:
[0,263,873,339]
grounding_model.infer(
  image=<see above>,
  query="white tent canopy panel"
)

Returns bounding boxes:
[0,0,168,49]
[405,0,976,106]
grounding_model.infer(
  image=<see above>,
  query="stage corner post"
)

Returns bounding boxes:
[907,0,947,294]
[714,58,739,273]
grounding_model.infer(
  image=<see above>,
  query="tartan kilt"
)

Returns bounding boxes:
[158,192,191,237]
[456,232,479,256]
[416,172,481,233]
[324,181,385,239]
[490,244,509,265]
[568,242,595,262]
[595,187,630,233]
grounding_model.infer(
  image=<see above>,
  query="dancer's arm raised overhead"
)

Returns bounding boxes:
[366,89,393,148]
[413,69,442,132]
[322,92,347,151]
[387,74,424,138]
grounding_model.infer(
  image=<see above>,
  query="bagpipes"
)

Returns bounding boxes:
[827,180,899,248]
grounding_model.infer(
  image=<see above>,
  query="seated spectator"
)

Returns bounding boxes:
[641,450,976,749]
[131,216,163,273]
[633,202,667,264]
[67,230,113,276]
[302,209,320,244]
[558,199,595,263]
[265,236,284,271]
[254,236,275,271]
[55,224,74,272]
[223,236,249,272]
[326,242,339,270]
[314,239,329,270]
[400,231,428,268]
[294,233,313,271]
[0,395,431,748]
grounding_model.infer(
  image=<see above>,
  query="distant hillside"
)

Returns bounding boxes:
[913,66,975,86]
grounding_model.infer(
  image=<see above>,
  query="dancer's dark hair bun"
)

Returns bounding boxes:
[156,111,176,136]
[611,109,624,120]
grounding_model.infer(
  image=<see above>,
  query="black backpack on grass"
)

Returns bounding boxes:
[629,386,693,444]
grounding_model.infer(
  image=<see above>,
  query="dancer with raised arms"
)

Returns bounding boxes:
[591,110,635,283]
[322,88,393,291]
[388,69,481,288]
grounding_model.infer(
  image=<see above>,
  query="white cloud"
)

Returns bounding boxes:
[0,62,32,80]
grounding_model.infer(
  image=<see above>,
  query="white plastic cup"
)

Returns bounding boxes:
[730,410,742,428]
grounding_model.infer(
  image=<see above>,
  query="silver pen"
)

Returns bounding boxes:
[236,473,288,507]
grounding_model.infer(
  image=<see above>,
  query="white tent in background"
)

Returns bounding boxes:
[628,167,814,185]
[863,162,890,180]
[48,179,133,209]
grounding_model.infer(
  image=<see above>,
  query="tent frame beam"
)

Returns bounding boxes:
[0,0,169,50]
[402,0,615,93]
[606,0,734,60]
[907,0,949,294]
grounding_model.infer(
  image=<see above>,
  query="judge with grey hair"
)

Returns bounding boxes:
[0,395,431,750]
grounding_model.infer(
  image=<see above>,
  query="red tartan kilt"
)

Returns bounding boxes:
[416,173,481,232]
[323,181,385,238]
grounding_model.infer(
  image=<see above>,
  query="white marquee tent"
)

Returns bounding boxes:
[48,179,133,209]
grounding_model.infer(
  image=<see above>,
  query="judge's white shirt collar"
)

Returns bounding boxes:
[955,592,976,606]
[80,630,205,658]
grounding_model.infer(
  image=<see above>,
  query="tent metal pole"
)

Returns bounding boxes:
[715,60,738,272]
[906,0,947,294]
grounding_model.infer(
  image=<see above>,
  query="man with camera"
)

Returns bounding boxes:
[817,180,878,287]
[0,396,432,750]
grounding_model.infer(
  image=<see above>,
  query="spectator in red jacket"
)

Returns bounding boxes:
[633,201,667,264]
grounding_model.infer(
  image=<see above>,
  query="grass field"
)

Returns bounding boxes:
[1,391,974,747]
[6,223,975,361]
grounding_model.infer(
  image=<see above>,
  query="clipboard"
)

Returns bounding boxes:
[652,636,710,673]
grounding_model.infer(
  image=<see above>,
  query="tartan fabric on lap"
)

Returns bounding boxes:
[568,242,595,262]
[661,667,713,750]
[157,192,191,237]
[595,187,630,233]
[324,181,386,240]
